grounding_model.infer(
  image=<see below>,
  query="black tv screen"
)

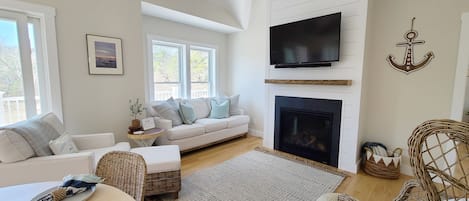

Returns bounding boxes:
[270,13,341,67]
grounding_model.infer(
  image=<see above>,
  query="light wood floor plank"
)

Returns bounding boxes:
[180,135,412,201]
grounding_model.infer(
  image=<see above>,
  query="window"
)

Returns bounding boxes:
[148,38,216,101]
[0,2,61,126]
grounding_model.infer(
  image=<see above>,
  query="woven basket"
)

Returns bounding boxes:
[363,147,402,179]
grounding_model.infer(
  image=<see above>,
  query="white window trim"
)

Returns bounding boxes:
[0,0,63,121]
[145,34,218,102]
[189,45,216,98]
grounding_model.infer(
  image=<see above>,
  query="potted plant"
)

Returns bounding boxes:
[129,98,144,130]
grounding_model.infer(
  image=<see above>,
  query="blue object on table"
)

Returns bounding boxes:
[61,174,103,198]
[37,174,103,201]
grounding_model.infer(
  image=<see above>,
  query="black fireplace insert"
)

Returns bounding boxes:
[274,96,342,167]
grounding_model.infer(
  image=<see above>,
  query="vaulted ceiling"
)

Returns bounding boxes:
[141,0,252,33]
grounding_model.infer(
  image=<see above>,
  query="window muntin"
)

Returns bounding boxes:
[152,41,184,100]
[190,47,213,99]
[149,39,215,101]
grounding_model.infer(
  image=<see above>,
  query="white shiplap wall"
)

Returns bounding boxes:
[263,0,368,173]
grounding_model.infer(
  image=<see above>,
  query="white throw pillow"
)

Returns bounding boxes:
[216,95,241,115]
[0,130,35,163]
[187,98,211,119]
[49,134,79,155]
[153,101,183,126]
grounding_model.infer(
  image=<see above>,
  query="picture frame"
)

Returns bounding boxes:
[141,117,156,131]
[86,34,123,75]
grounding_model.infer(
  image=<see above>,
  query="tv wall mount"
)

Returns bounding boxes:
[275,63,332,68]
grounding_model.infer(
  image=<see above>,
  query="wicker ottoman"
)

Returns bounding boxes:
[131,145,181,198]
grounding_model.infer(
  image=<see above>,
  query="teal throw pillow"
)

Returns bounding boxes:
[179,102,197,124]
[209,99,229,119]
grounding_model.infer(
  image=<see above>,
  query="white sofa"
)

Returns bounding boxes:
[149,97,250,152]
[0,113,130,187]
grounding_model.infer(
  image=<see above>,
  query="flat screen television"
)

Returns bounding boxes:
[270,12,341,68]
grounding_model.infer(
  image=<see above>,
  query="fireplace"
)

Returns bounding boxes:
[274,96,342,167]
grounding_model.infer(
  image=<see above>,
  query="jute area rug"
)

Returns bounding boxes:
[153,148,346,201]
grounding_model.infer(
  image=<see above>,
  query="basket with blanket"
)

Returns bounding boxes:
[361,142,402,179]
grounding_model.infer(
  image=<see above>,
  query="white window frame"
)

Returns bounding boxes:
[189,45,216,99]
[151,40,186,99]
[0,1,63,121]
[146,35,217,101]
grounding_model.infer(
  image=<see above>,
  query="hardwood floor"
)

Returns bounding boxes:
[180,135,412,201]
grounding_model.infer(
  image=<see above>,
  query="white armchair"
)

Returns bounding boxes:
[0,114,130,187]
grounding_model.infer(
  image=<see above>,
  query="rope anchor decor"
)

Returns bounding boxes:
[387,17,434,74]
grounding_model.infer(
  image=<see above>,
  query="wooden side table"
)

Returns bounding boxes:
[127,128,165,147]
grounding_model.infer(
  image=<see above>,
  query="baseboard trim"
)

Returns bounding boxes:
[248,129,263,138]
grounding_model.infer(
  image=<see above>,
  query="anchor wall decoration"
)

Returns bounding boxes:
[387,17,434,74]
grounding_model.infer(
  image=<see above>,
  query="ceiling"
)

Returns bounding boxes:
[141,0,251,33]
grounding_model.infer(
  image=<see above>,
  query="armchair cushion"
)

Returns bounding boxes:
[79,142,131,168]
[0,130,34,163]
[71,133,116,150]
[0,152,94,187]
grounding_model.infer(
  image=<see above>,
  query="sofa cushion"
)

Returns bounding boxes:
[5,116,60,156]
[179,102,196,124]
[146,103,159,117]
[153,101,183,127]
[187,98,210,119]
[131,145,181,173]
[0,130,35,163]
[195,118,228,133]
[39,113,65,135]
[166,124,205,140]
[209,99,229,119]
[79,142,130,168]
[216,95,242,115]
[225,115,250,128]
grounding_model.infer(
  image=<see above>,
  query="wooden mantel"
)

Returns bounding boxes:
[264,79,352,86]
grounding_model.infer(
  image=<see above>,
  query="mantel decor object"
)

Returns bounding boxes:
[86,34,123,75]
[387,17,434,74]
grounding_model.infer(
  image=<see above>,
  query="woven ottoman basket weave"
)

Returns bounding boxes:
[131,145,181,198]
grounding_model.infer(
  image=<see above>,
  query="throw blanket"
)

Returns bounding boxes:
[5,116,60,156]
[38,174,103,201]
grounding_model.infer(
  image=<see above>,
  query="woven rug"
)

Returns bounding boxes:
[153,149,345,201]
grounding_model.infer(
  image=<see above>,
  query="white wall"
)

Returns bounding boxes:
[362,0,469,175]
[264,0,369,173]
[142,15,229,100]
[20,0,145,142]
[226,0,267,137]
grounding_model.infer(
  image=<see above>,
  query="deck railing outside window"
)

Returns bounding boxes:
[0,92,41,126]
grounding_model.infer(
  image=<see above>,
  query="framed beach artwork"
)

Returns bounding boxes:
[86,34,123,75]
